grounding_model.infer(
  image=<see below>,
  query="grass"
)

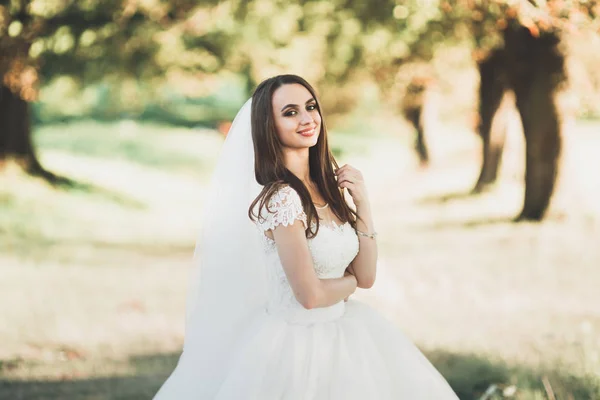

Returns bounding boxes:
[431,351,600,400]
[1,116,599,399]
[33,120,223,175]
[1,351,598,400]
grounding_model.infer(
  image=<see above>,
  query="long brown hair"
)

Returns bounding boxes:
[248,74,357,238]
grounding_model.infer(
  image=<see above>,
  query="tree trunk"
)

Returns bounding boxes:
[402,78,430,166]
[504,26,565,221]
[0,84,67,183]
[0,84,34,160]
[513,72,562,221]
[404,106,429,166]
[473,50,508,193]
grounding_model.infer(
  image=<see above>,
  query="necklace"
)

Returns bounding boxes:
[315,203,329,210]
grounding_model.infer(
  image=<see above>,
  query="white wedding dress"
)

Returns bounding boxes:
[192,185,459,399]
[154,184,459,399]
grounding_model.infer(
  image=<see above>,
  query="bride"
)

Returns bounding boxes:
[153,74,459,399]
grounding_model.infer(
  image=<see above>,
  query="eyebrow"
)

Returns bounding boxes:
[280,98,316,112]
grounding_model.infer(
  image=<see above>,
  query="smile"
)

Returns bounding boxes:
[298,127,317,137]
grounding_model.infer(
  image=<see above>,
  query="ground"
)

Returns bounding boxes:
[0,116,599,399]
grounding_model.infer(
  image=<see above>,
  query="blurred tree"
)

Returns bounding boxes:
[0,0,223,182]
[400,75,433,167]
[475,23,567,221]
[334,0,599,221]
[457,1,598,220]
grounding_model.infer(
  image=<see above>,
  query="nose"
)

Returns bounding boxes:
[299,109,313,125]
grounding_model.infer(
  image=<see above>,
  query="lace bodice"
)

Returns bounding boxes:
[255,185,359,323]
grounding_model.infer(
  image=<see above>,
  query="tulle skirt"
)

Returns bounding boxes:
[154,300,459,399]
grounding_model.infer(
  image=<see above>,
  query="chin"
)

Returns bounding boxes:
[304,135,319,148]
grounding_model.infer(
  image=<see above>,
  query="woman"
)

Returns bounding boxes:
[153,75,459,399]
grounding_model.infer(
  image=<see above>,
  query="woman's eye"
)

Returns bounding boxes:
[307,104,317,111]
[284,110,297,117]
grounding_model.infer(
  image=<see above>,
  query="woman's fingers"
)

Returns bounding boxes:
[335,164,351,175]
[337,173,361,185]
[336,166,362,179]
[338,177,352,186]
[339,180,355,190]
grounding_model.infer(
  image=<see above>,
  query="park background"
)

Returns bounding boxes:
[1,1,600,399]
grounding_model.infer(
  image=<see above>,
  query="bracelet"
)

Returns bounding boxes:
[356,229,378,239]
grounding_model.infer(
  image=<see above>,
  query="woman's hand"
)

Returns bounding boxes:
[335,164,369,206]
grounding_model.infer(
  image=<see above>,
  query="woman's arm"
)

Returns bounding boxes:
[348,201,377,289]
[269,220,357,309]
[335,165,378,289]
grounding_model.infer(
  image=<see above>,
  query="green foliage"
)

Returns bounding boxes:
[431,351,600,400]
[0,0,227,99]
[2,0,600,121]
[32,73,249,126]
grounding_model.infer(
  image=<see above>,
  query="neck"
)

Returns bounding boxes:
[283,147,311,184]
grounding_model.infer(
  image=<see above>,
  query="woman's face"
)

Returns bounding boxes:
[271,83,322,150]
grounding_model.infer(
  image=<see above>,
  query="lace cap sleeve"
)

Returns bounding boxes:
[257,185,308,232]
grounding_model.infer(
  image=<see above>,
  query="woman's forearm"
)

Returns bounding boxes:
[351,201,378,288]
[311,275,357,308]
